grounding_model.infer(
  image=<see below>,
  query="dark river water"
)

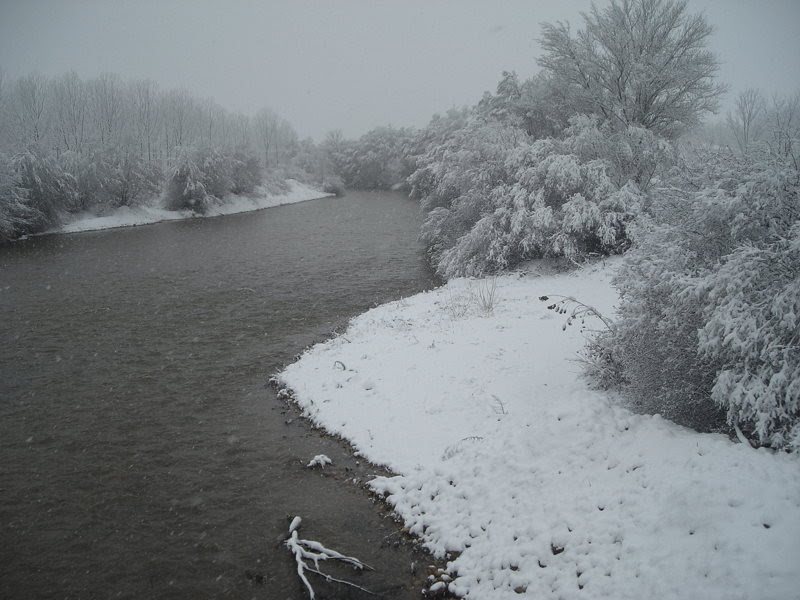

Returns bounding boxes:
[0,191,441,599]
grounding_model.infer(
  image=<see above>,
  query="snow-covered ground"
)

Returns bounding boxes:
[53,179,331,235]
[279,259,800,600]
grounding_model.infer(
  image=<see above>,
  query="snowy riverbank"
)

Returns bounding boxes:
[279,259,800,600]
[52,179,332,235]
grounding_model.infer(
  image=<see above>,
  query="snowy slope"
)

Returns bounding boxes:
[279,259,800,600]
[53,179,331,235]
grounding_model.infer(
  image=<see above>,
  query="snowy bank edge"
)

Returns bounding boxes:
[43,179,333,237]
[276,260,800,600]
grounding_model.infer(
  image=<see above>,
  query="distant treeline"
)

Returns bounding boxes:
[0,70,335,240]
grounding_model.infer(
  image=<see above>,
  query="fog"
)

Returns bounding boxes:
[1,0,799,139]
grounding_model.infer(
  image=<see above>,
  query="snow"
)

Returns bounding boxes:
[52,179,332,235]
[307,454,333,469]
[279,258,800,600]
[289,516,303,534]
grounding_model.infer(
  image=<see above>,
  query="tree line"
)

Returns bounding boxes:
[370,0,796,451]
[0,70,327,240]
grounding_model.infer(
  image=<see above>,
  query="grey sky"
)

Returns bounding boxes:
[1,0,798,140]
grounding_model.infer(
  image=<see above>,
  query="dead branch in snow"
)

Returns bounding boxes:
[285,516,376,599]
[539,294,615,332]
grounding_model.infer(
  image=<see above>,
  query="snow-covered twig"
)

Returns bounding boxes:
[285,516,375,599]
[539,294,615,332]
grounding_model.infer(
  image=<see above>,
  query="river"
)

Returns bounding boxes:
[0,191,440,599]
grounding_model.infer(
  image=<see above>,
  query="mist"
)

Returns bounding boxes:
[1,0,798,139]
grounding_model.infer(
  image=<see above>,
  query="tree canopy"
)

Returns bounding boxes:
[538,0,725,138]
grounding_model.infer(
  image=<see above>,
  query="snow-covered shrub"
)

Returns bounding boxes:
[321,174,344,196]
[105,153,162,208]
[10,150,78,234]
[413,119,524,276]
[229,149,262,195]
[62,151,101,212]
[165,147,263,213]
[165,152,209,214]
[323,126,415,190]
[411,113,664,278]
[606,152,800,448]
[699,229,800,449]
[95,151,161,209]
[65,149,162,211]
[0,154,40,241]
[192,147,233,200]
[563,116,674,192]
[609,222,724,431]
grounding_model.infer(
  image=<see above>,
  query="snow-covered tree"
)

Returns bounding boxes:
[538,0,725,138]
[254,107,279,168]
[87,73,124,148]
[228,148,262,195]
[9,74,50,146]
[476,72,571,140]
[603,149,800,448]
[10,150,78,232]
[413,118,523,275]
[0,154,39,241]
[411,113,656,277]
[129,79,161,162]
[727,89,766,154]
[63,147,162,211]
[699,227,800,450]
[161,88,201,158]
[100,150,162,208]
[320,126,416,191]
[766,91,800,167]
[51,72,89,155]
[164,151,208,214]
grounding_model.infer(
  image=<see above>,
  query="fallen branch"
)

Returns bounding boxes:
[285,516,375,599]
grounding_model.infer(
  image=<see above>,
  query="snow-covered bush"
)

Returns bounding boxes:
[699,228,800,449]
[0,154,40,241]
[105,153,162,208]
[563,116,674,192]
[64,149,162,211]
[414,115,651,278]
[10,150,78,234]
[321,174,344,196]
[605,151,800,448]
[196,146,263,199]
[165,152,209,214]
[413,119,523,276]
[164,147,263,213]
[323,126,415,190]
[193,147,233,199]
[229,149,262,195]
[606,221,724,431]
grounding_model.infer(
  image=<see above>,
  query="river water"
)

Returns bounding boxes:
[0,191,440,599]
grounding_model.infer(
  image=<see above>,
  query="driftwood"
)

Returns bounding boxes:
[285,516,375,599]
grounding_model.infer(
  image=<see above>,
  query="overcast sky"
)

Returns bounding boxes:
[1,0,798,140]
